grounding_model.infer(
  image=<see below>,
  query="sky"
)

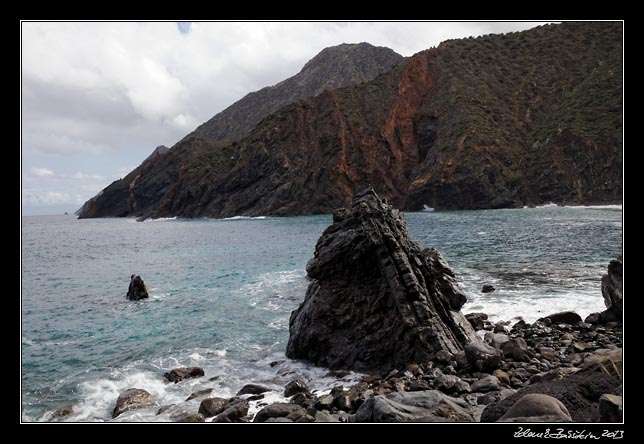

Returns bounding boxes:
[21,21,552,216]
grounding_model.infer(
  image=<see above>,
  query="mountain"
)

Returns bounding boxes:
[78,22,622,220]
[186,42,404,142]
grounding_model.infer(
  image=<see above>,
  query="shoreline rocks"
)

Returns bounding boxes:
[112,388,155,418]
[286,187,479,374]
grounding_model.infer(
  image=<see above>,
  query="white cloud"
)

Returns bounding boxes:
[29,167,54,177]
[22,189,84,206]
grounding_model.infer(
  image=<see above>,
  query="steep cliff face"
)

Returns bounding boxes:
[186,42,403,143]
[79,22,622,219]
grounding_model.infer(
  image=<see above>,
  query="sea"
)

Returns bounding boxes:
[21,205,622,422]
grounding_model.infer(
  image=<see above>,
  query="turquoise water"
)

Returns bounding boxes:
[21,206,622,421]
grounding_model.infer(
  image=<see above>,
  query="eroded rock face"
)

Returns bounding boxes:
[601,257,623,322]
[286,187,478,374]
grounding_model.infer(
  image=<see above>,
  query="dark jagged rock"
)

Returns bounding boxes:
[598,394,622,422]
[198,397,229,418]
[498,393,572,422]
[538,311,582,325]
[79,23,621,221]
[284,379,310,397]
[163,367,204,383]
[286,187,478,373]
[465,313,488,331]
[236,383,271,396]
[112,388,155,418]
[253,403,307,423]
[126,274,149,301]
[599,257,623,323]
[211,400,249,423]
[481,369,621,422]
[481,285,495,293]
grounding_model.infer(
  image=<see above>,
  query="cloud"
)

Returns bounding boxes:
[29,167,54,177]
[22,189,84,206]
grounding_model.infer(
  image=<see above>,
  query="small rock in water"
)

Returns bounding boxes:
[198,397,229,418]
[185,388,213,401]
[482,284,495,293]
[112,388,155,418]
[163,367,205,383]
[126,274,149,301]
[51,404,74,419]
[236,383,272,396]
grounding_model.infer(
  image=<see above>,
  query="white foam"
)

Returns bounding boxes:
[222,216,267,220]
[144,217,178,222]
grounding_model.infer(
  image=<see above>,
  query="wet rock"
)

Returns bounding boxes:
[493,323,508,334]
[333,393,353,412]
[498,394,572,422]
[465,342,502,373]
[185,388,213,401]
[598,394,622,422]
[482,284,495,293]
[295,414,316,423]
[465,313,488,331]
[286,187,479,373]
[538,311,582,325]
[435,374,470,394]
[601,258,622,316]
[112,388,155,418]
[198,397,229,418]
[253,403,307,423]
[269,360,285,367]
[236,383,271,396]
[163,367,205,383]
[484,332,510,350]
[265,417,293,422]
[211,400,249,423]
[315,394,334,410]
[156,404,175,415]
[126,274,149,301]
[315,410,339,422]
[51,404,74,419]
[284,379,310,397]
[172,412,205,422]
[355,390,475,422]
[471,375,501,393]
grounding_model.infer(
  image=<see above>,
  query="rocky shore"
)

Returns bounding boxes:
[55,188,622,423]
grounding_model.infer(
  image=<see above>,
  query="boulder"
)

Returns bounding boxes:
[236,383,271,396]
[286,187,479,373]
[484,332,510,350]
[465,342,502,373]
[481,369,621,422]
[493,370,511,386]
[501,338,530,362]
[601,258,622,313]
[498,394,572,422]
[211,399,249,423]
[198,397,229,417]
[126,274,149,301]
[471,375,501,393]
[284,379,310,397]
[253,403,307,423]
[465,313,488,331]
[163,367,204,383]
[355,390,475,422]
[112,388,155,418]
[172,412,205,422]
[481,284,495,293]
[538,311,582,325]
[598,394,622,422]
[185,388,213,401]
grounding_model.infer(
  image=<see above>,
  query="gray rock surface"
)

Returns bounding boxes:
[499,393,572,422]
[286,187,479,373]
[112,388,155,418]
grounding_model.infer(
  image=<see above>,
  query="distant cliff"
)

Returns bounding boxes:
[79,22,622,219]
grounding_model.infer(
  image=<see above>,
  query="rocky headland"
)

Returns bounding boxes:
[78,22,622,220]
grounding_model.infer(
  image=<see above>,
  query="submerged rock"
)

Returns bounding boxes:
[126,274,149,301]
[286,187,478,373]
[112,388,155,418]
[481,284,495,293]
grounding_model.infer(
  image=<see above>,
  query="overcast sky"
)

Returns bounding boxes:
[21,21,551,215]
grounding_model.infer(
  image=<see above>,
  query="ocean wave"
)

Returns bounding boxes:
[222,215,268,220]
